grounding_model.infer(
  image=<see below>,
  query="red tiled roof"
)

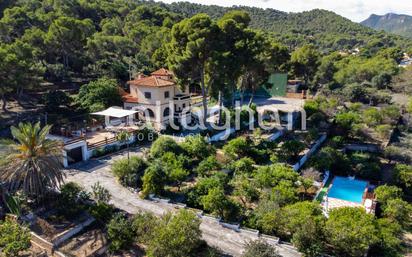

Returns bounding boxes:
[122,94,139,103]
[151,68,173,76]
[127,76,175,87]
[118,87,139,103]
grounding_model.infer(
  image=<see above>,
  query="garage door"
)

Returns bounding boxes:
[67,147,83,165]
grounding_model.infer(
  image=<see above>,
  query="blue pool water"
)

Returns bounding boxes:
[327,176,367,203]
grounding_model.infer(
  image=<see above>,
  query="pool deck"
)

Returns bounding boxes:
[325,197,363,209]
[317,176,377,214]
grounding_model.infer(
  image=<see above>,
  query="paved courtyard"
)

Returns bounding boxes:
[64,148,301,257]
[255,96,305,112]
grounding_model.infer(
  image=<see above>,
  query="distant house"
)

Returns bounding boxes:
[287,80,305,92]
[285,79,309,99]
[399,58,412,68]
[122,68,192,130]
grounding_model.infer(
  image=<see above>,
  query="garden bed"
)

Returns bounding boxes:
[58,225,107,257]
[29,209,94,245]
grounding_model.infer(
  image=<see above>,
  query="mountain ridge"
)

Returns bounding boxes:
[361,13,412,38]
[156,1,411,50]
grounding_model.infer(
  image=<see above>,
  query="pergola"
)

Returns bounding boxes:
[92,107,139,127]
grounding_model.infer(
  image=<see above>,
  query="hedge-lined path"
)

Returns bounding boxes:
[64,148,301,257]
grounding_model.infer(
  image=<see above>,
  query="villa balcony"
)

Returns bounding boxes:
[173,94,191,101]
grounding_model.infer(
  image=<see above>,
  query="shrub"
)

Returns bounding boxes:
[132,212,158,244]
[242,240,280,257]
[375,124,392,139]
[161,152,189,190]
[247,147,270,164]
[325,207,379,257]
[329,136,345,148]
[301,167,322,181]
[382,198,412,226]
[371,218,403,257]
[223,137,250,158]
[147,210,201,257]
[369,91,392,105]
[382,105,400,122]
[254,164,299,189]
[375,185,403,207]
[58,182,88,218]
[371,72,392,89]
[394,164,412,191]
[201,187,231,218]
[310,112,327,126]
[292,219,325,257]
[280,201,324,236]
[181,135,215,161]
[229,157,255,174]
[384,146,411,163]
[335,111,361,132]
[311,147,350,175]
[107,213,135,253]
[348,102,363,112]
[304,128,319,144]
[350,152,381,180]
[363,108,382,127]
[230,174,259,207]
[111,156,147,188]
[195,156,221,176]
[91,182,111,204]
[342,83,368,102]
[150,136,182,158]
[304,100,320,117]
[0,219,31,256]
[141,161,166,198]
[187,173,228,208]
[278,140,305,162]
[93,144,121,157]
[89,202,115,224]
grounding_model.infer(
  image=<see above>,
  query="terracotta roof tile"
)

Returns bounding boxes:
[122,95,139,103]
[127,76,175,87]
[151,68,173,76]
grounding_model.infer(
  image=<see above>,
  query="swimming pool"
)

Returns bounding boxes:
[327,176,367,203]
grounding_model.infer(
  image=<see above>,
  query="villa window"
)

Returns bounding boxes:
[163,107,170,117]
[144,92,151,99]
[182,103,186,109]
[164,91,170,98]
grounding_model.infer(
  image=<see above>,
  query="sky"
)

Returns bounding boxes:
[157,0,412,22]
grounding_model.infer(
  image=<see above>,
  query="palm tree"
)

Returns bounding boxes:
[117,130,132,161]
[0,122,64,199]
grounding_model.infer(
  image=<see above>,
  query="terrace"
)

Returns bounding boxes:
[47,107,147,166]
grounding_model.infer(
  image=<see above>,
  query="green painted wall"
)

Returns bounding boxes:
[234,73,288,99]
[257,73,288,97]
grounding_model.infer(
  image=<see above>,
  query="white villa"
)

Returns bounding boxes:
[47,68,204,167]
[121,68,193,130]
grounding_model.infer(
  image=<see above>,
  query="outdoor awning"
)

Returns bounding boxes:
[91,107,138,118]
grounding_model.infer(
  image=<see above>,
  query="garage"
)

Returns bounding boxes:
[66,146,83,165]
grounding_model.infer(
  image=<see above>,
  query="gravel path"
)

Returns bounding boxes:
[64,148,301,257]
